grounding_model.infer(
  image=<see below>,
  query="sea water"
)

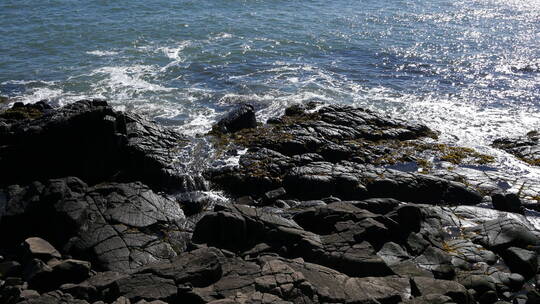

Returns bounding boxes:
[1,0,539,183]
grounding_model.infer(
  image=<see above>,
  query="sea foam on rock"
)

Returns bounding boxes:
[1,100,540,304]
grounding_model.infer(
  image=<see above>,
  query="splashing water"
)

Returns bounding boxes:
[1,0,539,185]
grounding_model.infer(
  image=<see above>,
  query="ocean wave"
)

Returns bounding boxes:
[90,65,174,96]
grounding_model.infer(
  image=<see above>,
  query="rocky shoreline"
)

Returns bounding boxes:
[1,99,540,304]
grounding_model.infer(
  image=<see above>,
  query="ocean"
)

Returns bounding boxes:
[1,0,539,182]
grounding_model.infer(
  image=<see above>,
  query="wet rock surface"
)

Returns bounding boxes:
[1,100,540,304]
[493,131,540,166]
[0,99,195,191]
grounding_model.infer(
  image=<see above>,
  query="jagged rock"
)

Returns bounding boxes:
[458,275,497,295]
[22,258,90,292]
[491,272,525,291]
[193,203,399,278]
[213,103,257,133]
[112,297,131,304]
[0,178,187,272]
[60,283,97,302]
[140,247,223,287]
[176,191,216,216]
[350,198,403,215]
[166,248,410,303]
[50,260,92,284]
[377,242,411,267]
[22,237,61,261]
[19,289,40,300]
[0,99,193,191]
[192,204,323,259]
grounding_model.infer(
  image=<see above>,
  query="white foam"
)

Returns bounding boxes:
[176,107,219,136]
[86,50,119,57]
[159,41,191,61]
[222,148,248,167]
[91,65,174,97]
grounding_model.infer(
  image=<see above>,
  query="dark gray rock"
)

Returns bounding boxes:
[0,178,186,272]
[402,294,454,304]
[458,275,497,295]
[410,277,469,304]
[491,192,523,214]
[468,218,540,251]
[110,273,178,302]
[208,104,484,207]
[16,290,89,304]
[140,247,223,287]
[501,247,538,278]
[213,103,257,133]
[0,99,195,192]
[0,261,21,278]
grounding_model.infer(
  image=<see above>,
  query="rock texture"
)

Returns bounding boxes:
[493,131,540,166]
[1,100,539,304]
[0,99,196,191]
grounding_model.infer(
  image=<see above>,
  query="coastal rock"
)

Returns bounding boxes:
[0,178,187,271]
[500,247,538,278]
[212,103,257,133]
[130,248,411,304]
[410,277,469,304]
[491,192,523,214]
[22,237,62,261]
[0,99,194,191]
[2,101,540,304]
[493,131,540,166]
[208,104,483,205]
[467,218,540,251]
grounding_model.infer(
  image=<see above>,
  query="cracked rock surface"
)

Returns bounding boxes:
[1,100,540,304]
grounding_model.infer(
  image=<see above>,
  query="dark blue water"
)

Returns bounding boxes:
[1,0,539,176]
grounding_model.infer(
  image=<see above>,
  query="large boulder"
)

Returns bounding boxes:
[0,99,197,191]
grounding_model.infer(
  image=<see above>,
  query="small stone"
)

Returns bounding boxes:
[112,296,131,304]
[263,187,286,203]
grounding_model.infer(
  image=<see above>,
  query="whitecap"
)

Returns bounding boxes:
[91,65,174,95]
[176,107,219,137]
[86,50,119,57]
